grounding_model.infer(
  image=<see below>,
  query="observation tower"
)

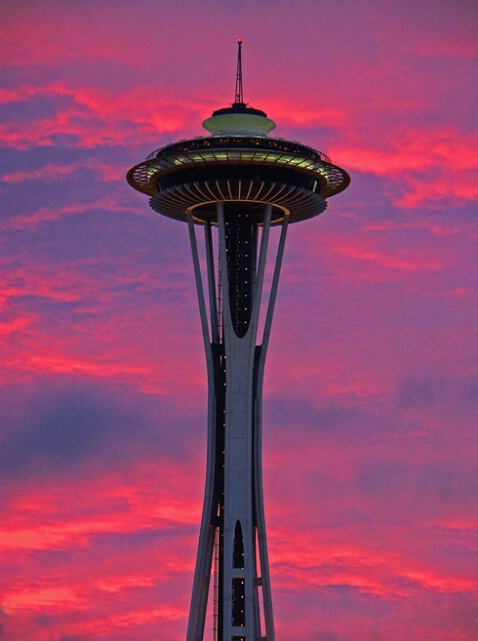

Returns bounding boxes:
[127,40,349,641]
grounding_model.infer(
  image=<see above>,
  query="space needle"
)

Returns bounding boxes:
[127,40,349,641]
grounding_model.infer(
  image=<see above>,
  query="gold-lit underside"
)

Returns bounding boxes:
[127,148,349,200]
[149,178,327,224]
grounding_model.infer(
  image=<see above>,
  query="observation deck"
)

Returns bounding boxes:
[127,133,350,225]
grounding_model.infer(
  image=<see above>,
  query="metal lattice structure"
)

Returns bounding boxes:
[127,40,349,641]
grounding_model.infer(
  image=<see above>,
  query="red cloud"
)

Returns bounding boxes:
[331,243,442,272]
[334,128,478,208]
[1,160,123,185]
[0,83,203,151]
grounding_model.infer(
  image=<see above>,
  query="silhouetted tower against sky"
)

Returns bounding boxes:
[127,41,349,641]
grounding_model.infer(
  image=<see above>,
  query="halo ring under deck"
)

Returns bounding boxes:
[127,135,350,224]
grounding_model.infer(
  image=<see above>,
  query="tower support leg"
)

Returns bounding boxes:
[186,204,288,641]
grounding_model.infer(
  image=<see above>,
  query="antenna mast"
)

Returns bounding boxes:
[235,38,244,104]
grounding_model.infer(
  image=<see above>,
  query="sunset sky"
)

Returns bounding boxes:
[1,1,477,640]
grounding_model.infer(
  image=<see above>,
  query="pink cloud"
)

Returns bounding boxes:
[331,243,442,272]
[1,160,123,185]
[334,128,478,208]
[0,197,146,231]
[0,460,199,639]
[0,83,202,151]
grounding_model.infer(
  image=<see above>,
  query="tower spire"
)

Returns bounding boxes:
[235,38,244,104]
